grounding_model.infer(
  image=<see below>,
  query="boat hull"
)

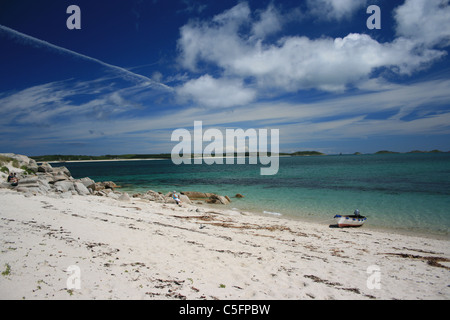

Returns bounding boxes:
[334,215,367,228]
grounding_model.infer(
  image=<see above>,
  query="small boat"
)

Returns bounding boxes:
[333,214,367,228]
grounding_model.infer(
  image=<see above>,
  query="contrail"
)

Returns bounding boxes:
[0,24,173,92]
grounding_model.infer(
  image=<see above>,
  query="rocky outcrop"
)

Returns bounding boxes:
[0,153,39,173]
[0,154,96,198]
[1,154,233,206]
[131,190,193,205]
[37,162,53,173]
[180,191,231,205]
[205,194,230,205]
[181,191,209,200]
[133,190,167,203]
[89,181,119,192]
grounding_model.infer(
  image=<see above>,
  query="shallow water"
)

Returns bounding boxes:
[53,153,450,237]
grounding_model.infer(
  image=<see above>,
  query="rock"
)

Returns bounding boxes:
[37,179,51,194]
[216,195,230,204]
[182,191,208,199]
[89,182,104,192]
[52,166,71,177]
[77,177,95,188]
[94,190,108,197]
[207,194,230,205]
[16,177,39,185]
[74,182,90,195]
[90,181,119,192]
[102,181,119,189]
[38,162,53,173]
[27,160,39,173]
[140,190,166,203]
[54,181,75,193]
[179,194,192,204]
[235,193,245,198]
[180,191,231,205]
[52,173,70,182]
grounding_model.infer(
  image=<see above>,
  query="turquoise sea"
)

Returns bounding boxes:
[53,153,450,237]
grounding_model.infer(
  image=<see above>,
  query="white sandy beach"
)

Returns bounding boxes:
[0,188,449,300]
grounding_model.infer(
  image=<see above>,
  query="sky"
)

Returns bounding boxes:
[1,0,450,156]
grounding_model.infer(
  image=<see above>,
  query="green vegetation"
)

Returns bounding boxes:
[290,151,325,156]
[375,150,400,154]
[11,159,19,168]
[2,263,11,276]
[408,149,443,153]
[0,166,9,174]
[20,166,35,175]
[31,154,172,162]
[0,155,14,166]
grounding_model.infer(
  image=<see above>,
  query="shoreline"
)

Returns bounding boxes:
[118,186,450,241]
[47,158,168,164]
[231,203,450,241]
[110,184,450,241]
[1,187,449,300]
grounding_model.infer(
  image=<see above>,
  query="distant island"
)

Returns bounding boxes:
[288,151,325,156]
[31,154,172,162]
[375,150,400,154]
[406,150,444,153]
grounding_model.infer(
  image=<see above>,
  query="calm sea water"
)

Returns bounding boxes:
[53,153,450,237]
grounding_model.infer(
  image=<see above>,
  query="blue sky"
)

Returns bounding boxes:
[1,0,450,156]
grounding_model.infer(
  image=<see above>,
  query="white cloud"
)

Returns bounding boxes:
[251,4,283,39]
[395,0,450,48]
[176,1,449,99]
[176,74,256,108]
[307,0,367,21]
[230,33,445,91]
[177,2,251,72]
[0,77,153,127]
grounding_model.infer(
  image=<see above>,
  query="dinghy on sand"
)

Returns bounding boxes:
[333,210,367,228]
[333,214,367,228]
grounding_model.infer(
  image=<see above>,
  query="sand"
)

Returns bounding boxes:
[0,188,448,300]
